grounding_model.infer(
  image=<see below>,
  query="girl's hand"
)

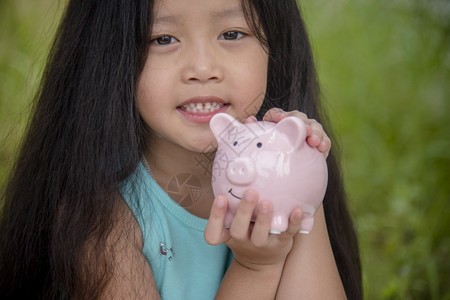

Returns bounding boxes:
[253,108,331,158]
[204,190,304,271]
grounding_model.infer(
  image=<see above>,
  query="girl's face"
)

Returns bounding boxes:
[137,0,268,153]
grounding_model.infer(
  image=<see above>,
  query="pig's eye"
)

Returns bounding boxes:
[257,142,262,148]
[233,141,238,146]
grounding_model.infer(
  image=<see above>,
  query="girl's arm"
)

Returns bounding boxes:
[276,205,346,299]
[100,199,161,299]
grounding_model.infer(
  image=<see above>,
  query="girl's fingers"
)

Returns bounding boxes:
[243,115,258,124]
[305,120,324,147]
[250,201,273,247]
[204,196,230,245]
[229,190,258,241]
[299,118,331,156]
[317,135,331,158]
[281,208,304,238]
[262,108,286,122]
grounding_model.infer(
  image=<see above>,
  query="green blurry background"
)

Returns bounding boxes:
[0,0,449,299]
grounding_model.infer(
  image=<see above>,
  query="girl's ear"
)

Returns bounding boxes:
[209,113,242,138]
[274,117,307,149]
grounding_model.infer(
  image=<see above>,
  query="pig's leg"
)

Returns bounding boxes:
[298,205,317,234]
[299,215,314,234]
[224,199,239,228]
[224,211,234,229]
[270,214,289,234]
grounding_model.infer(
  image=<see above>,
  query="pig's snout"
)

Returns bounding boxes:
[226,157,256,185]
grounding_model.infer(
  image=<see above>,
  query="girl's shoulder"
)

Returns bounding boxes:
[97,194,159,298]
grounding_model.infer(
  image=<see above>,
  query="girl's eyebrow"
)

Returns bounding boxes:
[153,6,244,26]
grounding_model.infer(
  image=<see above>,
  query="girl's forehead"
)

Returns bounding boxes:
[152,0,245,23]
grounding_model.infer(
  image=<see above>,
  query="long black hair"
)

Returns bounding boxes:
[0,0,361,299]
[0,1,152,298]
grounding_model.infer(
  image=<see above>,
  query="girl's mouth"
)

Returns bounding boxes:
[177,97,229,123]
[180,102,226,114]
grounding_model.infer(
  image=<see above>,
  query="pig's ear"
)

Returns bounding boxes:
[209,113,241,138]
[274,117,307,149]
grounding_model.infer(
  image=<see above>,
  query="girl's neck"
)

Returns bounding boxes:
[144,134,216,219]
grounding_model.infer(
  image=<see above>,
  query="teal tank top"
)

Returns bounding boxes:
[120,162,232,299]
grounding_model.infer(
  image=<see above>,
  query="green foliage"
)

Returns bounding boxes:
[0,0,63,185]
[302,0,450,298]
[0,0,448,298]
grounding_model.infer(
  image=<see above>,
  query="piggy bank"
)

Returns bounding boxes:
[209,113,328,234]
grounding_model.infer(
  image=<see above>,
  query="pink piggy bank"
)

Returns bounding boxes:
[209,113,328,234]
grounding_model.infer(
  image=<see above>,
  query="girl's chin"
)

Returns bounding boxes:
[184,131,218,153]
[184,140,217,154]
[148,128,217,154]
[166,136,217,154]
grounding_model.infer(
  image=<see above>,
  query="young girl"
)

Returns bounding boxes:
[0,0,362,299]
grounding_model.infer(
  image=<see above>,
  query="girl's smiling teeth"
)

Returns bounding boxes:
[180,102,226,113]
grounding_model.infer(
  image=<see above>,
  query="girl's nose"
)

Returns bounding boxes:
[181,43,224,84]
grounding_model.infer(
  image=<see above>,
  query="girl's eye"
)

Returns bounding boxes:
[151,35,177,45]
[220,31,245,41]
